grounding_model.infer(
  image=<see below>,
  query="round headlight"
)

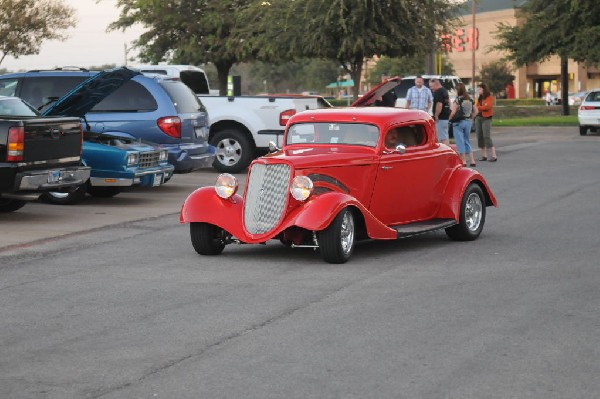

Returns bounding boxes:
[290,175,313,201]
[159,149,168,161]
[215,173,238,199]
[127,152,139,166]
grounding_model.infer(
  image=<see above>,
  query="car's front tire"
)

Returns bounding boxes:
[40,184,87,205]
[579,125,588,136]
[319,208,355,264]
[190,222,226,255]
[211,128,254,174]
[0,199,27,213]
[446,183,486,241]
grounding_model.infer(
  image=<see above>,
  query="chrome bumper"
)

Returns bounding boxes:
[17,166,91,191]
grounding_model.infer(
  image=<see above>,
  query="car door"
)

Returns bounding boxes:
[369,123,449,225]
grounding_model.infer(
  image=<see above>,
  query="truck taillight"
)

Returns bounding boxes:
[279,109,296,126]
[157,116,181,138]
[80,125,84,156]
[7,126,25,161]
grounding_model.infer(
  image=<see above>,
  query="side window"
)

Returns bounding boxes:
[388,125,426,148]
[91,80,158,112]
[0,78,19,97]
[180,71,209,94]
[20,76,88,109]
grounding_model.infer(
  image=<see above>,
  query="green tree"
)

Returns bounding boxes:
[238,0,461,100]
[109,0,252,95]
[479,61,515,96]
[495,0,600,115]
[0,0,76,66]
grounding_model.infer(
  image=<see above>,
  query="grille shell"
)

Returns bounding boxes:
[139,151,160,168]
[243,163,291,235]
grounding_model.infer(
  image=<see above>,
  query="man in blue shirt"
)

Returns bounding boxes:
[405,76,433,112]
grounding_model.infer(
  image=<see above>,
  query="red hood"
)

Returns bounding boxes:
[351,77,401,107]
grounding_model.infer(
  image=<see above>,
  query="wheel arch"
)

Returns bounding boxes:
[209,120,256,149]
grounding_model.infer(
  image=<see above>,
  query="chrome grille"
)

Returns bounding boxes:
[244,163,291,235]
[139,151,160,168]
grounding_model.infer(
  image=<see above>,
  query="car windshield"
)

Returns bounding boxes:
[0,98,39,117]
[286,122,380,147]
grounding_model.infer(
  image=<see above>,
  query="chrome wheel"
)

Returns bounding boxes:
[319,208,356,263]
[215,137,242,167]
[340,210,355,256]
[445,183,486,241]
[465,192,483,232]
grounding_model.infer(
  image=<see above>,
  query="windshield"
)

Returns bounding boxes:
[286,122,380,147]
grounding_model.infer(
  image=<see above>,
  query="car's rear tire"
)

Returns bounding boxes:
[190,222,226,255]
[446,183,486,241]
[579,125,588,136]
[0,199,27,213]
[40,184,87,205]
[87,186,121,198]
[319,208,355,264]
[210,129,254,173]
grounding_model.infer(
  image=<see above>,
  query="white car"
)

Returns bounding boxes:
[578,89,600,136]
[568,91,588,106]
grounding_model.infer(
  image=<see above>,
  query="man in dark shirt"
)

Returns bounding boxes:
[430,78,451,145]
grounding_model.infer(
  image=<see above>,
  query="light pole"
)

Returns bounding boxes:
[471,0,477,89]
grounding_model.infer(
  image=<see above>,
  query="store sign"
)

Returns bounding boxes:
[441,28,479,52]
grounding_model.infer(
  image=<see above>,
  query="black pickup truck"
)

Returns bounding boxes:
[0,96,90,212]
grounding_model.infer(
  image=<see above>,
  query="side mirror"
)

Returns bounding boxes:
[268,141,279,152]
[395,144,406,154]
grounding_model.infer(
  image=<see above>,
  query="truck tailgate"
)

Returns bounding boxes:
[21,118,82,163]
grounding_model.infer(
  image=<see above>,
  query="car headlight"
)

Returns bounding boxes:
[159,149,168,161]
[290,175,313,201]
[215,173,238,199]
[127,152,139,166]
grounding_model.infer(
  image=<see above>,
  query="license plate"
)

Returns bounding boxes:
[47,170,61,184]
[152,173,163,187]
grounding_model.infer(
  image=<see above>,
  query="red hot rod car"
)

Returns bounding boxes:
[180,107,497,263]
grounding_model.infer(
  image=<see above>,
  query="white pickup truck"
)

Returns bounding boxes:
[136,65,332,173]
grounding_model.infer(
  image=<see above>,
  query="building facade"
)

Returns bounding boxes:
[446,0,600,98]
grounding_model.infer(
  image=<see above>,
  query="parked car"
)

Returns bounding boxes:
[0,96,90,212]
[41,131,174,204]
[568,91,588,106]
[180,106,497,263]
[578,89,600,136]
[0,67,214,173]
[137,64,333,173]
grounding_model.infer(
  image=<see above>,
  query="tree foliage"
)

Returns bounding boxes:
[0,0,76,65]
[494,0,600,114]
[108,0,252,95]
[479,61,514,95]
[237,0,461,100]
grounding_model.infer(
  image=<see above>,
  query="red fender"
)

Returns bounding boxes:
[436,168,498,220]
[180,186,244,226]
[293,192,397,239]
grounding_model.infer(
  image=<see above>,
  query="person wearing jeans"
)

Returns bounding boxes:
[449,83,477,167]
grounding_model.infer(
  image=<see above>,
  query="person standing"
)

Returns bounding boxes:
[474,83,497,162]
[449,82,477,167]
[405,76,433,112]
[430,78,451,144]
[545,90,553,106]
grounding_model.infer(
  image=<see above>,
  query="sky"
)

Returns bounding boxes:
[2,0,145,71]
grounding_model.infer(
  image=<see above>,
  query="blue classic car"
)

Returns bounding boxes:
[41,131,174,204]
